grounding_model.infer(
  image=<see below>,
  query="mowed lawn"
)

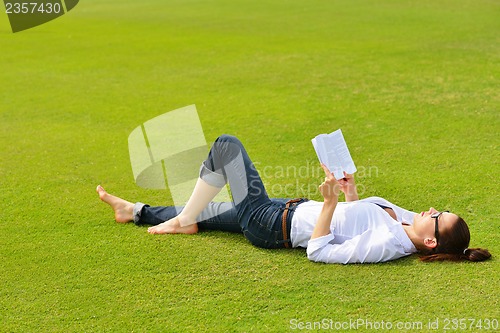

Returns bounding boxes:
[0,0,498,332]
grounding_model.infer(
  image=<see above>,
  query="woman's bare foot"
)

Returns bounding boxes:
[96,185,134,223]
[148,216,198,235]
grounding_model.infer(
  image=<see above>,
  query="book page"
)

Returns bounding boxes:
[311,129,356,180]
[328,130,356,177]
[311,134,328,164]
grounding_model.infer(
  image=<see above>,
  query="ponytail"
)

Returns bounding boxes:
[419,216,492,263]
[420,248,491,262]
[463,248,492,262]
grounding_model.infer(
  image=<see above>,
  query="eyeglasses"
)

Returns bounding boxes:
[431,210,449,245]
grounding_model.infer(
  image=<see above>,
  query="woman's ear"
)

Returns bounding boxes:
[423,237,437,249]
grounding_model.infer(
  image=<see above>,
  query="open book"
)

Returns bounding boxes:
[311,129,357,180]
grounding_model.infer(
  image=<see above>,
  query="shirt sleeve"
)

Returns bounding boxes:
[306,229,408,264]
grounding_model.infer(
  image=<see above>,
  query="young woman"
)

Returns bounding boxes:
[97,134,491,264]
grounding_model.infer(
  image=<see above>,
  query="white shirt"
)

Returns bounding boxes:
[290,197,418,264]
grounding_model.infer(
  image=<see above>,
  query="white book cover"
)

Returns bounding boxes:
[311,129,357,180]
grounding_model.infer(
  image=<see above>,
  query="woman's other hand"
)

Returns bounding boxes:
[338,172,359,201]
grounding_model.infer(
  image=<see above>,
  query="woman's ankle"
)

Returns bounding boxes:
[177,214,197,227]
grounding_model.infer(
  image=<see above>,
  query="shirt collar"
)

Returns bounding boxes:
[393,223,418,254]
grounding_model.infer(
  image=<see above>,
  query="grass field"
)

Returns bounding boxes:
[1,0,499,332]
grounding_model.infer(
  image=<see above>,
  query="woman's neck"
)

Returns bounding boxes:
[402,224,424,251]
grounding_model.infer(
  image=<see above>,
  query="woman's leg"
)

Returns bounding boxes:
[97,184,295,246]
[196,135,296,248]
[148,134,273,235]
[136,201,243,233]
[97,185,199,234]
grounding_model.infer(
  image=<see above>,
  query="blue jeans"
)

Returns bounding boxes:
[135,134,307,249]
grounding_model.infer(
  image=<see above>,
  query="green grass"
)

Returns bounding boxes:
[1,0,498,331]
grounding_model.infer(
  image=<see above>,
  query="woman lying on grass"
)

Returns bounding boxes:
[97,134,491,264]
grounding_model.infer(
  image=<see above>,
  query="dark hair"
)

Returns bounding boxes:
[420,216,491,262]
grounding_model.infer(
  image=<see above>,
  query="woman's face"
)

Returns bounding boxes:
[412,207,459,245]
